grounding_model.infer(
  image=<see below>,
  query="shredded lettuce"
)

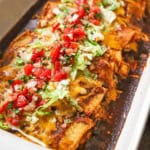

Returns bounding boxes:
[59,4,70,14]
[83,68,97,79]
[39,80,70,110]
[71,40,106,80]
[82,19,104,30]
[29,39,45,49]
[100,6,117,24]
[70,69,78,80]
[87,27,104,41]
[35,110,52,116]
[55,4,70,24]
[15,57,24,66]
[84,40,107,57]
[102,0,120,10]
[66,97,82,111]
[82,19,105,41]
[61,0,73,4]
[0,121,9,130]
[74,51,90,71]
[71,51,91,80]
[34,28,48,34]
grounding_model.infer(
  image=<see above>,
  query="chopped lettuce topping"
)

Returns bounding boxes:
[87,27,104,41]
[29,39,45,49]
[71,40,107,80]
[101,6,117,24]
[74,51,91,70]
[84,40,107,57]
[15,57,24,66]
[61,0,73,3]
[71,51,91,80]
[35,110,52,116]
[0,121,9,130]
[34,28,48,34]
[39,80,70,110]
[55,4,71,26]
[66,97,82,111]
[103,0,120,10]
[83,68,97,79]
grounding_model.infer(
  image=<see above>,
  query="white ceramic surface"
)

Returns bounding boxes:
[0,129,49,150]
[115,57,150,150]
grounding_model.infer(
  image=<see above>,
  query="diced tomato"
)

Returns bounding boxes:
[33,67,51,81]
[67,8,85,24]
[54,70,68,82]
[64,41,78,55]
[53,61,68,81]
[88,11,95,19]
[36,99,45,107]
[90,6,101,13]
[28,88,35,94]
[63,42,78,49]
[65,49,74,55]
[75,0,87,5]
[37,80,45,89]
[63,28,85,42]
[90,19,100,25]
[63,41,70,48]
[63,28,74,42]
[0,102,9,113]
[12,80,22,85]
[78,8,85,18]
[70,42,78,49]
[18,88,32,102]
[41,68,51,81]
[26,93,33,102]
[31,50,44,62]
[10,93,18,102]
[72,28,86,40]
[50,44,61,63]
[54,61,61,71]
[33,68,41,79]
[6,116,19,126]
[63,32,74,42]
[88,7,101,20]
[14,94,28,108]
[65,48,78,55]
[52,22,60,32]
[24,64,33,76]
[21,88,28,96]
[12,80,22,92]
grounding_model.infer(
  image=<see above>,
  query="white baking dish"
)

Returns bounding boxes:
[0,129,48,150]
[115,57,150,150]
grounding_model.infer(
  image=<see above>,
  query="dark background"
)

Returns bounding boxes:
[138,115,150,150]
